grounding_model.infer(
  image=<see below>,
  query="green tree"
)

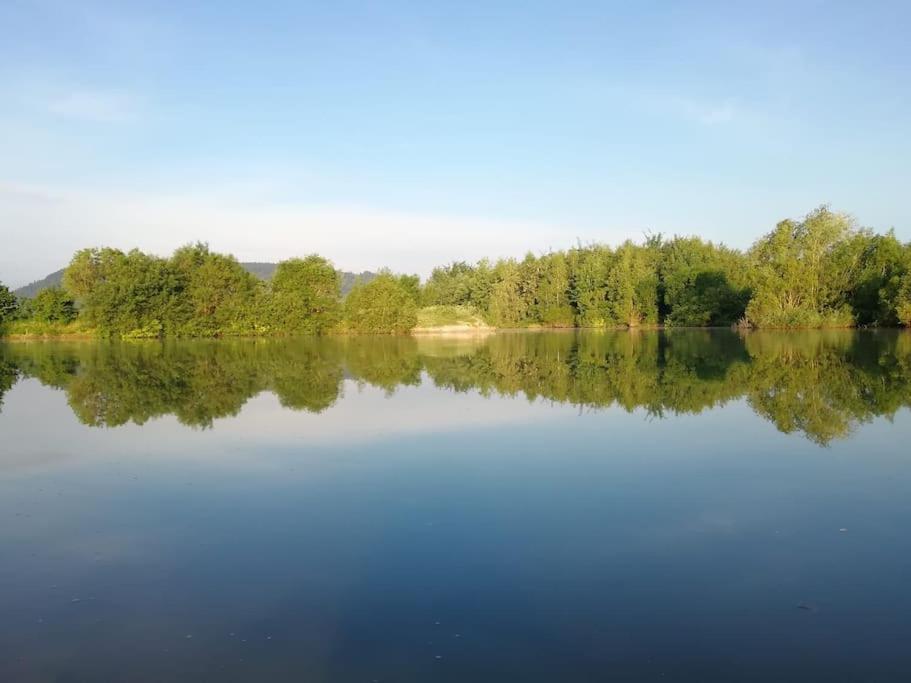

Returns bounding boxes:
[422,261,476,307]
[605,241,659,327]
[488,259,527,326]
[64,247,178,337]
[168,243,260,336]
[396,273,422,304]
[850,231,909,326]
[897,271,911,327]
[29,287,77,323]
[344,272,418,333]
[536,252,574,326]
[268,255,341,334]
[568,245,611,326]
[745,207,859,328]
[659,237,749,326]
[0,283,19,324]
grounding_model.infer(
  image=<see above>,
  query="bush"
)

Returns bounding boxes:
[344,274,418,333]
[30,287,77,323]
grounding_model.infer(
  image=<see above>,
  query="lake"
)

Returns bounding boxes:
[1,330,911,682]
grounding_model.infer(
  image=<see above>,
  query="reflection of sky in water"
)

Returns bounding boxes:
[2,338,911,681]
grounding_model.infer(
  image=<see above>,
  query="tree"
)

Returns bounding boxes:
[849,231,909,326]
[567,245,611,326]
[10,206,904,339]
[488,260,527,327]
[168,243,260,336]
[29,287,77,323]
[395,274,422,304]
[536,252,574,326]
[745,207,858,328]
[0,283,18,323]
[268,255,341,334]
[659,237,749,326]
[63,247,178,337]
[343,272,418,333]
[422,261,476,307]
[605,241,659,327]
[898,271,911,327]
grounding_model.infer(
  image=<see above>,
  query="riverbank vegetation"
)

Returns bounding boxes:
[415,305,491,331]
[2,206,910,338]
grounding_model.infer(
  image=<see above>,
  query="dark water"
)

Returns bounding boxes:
[1,330,911,682]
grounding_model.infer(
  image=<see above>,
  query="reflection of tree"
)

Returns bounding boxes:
[2,331,911,445]
[266,341,344,413]
[743,331,911,445]
[424,331,750,417]
[342,336,422,394]
[0,354,18,410]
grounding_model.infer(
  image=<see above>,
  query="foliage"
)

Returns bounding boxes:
[6,329,911,446]
[604,241,660,326]
[343,272,418,333]
[167,243,262,336]
[0,283,19,324]
[63,247,179,337]
[422,261,478,307]
[659,237,750,326]
[745,207,861,328]
[2,318,94,338]
[898,272,911,327]
[3,205,910,339]
[0,354,17,409]
[488,260,527,327]
[849,231,910,326]
[28,287,77,323]
[567,244,612,326]
[268,255,341,334]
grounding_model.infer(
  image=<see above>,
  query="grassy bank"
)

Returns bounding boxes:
[1,320,96,339]
[413,305,493,333]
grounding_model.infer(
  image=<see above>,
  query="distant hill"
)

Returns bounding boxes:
[14,269,67,299]
[14,264,377,298]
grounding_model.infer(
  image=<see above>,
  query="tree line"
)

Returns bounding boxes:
[1,206,910,336]
[3,329,910,445]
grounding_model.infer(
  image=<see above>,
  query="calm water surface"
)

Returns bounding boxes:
[1,330,911,682]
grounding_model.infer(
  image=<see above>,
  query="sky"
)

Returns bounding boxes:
[2,0,910,287]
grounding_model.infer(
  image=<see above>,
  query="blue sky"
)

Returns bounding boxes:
[2,0,909,286]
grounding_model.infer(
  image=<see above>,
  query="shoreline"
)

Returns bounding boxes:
[3,325,909,342]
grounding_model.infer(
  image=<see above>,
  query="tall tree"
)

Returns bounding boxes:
[344,272,418,333]
[605,241,659,327]
[268,255,341,334]
[849,230,909,326]
[29,287,77,323]
[64,247,178,337]
[0,283,18,323]
[169,243,260,336]
[745,207,858,328]
[567,245,611,326]
[898,271,911,327]
[659,237,749,326]
[488,260,527,327]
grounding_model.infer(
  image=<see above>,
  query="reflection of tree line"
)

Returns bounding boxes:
[1,331,910,444]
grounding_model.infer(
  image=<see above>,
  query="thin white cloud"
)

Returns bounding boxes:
[601,82,746,127]
[696,101,736,125]
[0,181,635,287]
[47,89,138,123]
[663,95,740,126]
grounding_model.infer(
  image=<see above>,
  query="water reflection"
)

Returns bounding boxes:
[2,330,910,445]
